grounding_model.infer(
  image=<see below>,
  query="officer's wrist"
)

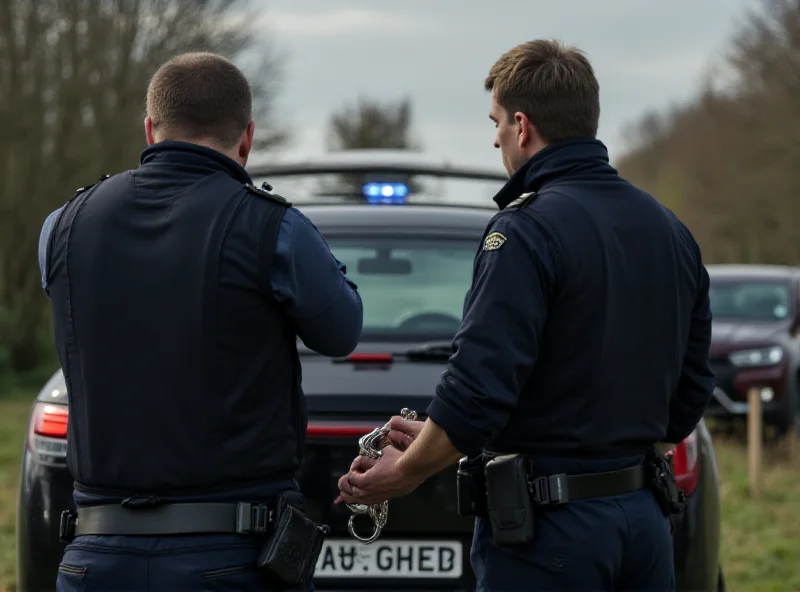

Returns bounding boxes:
[395,453,425,483]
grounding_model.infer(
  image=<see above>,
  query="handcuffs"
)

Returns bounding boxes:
[345,408,417,544]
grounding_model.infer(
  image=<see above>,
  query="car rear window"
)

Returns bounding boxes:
[325,236,478,341]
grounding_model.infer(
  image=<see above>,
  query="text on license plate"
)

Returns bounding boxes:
[315,538,463,579]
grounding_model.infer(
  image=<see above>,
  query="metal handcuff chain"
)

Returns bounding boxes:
[345,408,418,544]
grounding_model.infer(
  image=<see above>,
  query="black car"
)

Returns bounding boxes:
[16,150,724,591]
[705,264,800,437]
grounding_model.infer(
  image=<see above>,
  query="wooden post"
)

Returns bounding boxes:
[788,425,797,464]
[747,387,762,499]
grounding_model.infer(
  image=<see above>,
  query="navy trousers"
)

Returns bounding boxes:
[56,533,313,591]
[470,454,675,592]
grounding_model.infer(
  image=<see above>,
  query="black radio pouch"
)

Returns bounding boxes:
[457,455,487,518]
[484,454,535,545]
[257,491,329,589]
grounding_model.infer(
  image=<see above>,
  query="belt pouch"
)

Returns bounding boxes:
[484,453,534,545]
[257,491,329,588]
[457,455,487,517]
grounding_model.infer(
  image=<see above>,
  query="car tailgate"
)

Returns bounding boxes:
[297,352,471,535]
[297,419,474,588]
[297,354,476,587]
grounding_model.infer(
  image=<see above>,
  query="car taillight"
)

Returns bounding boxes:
[668,429,700,495]
[28,402,69,461]
[32,402,69,438]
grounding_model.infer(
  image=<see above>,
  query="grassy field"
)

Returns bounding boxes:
[714,425,800,592]
[0,391,30,592]
[0,390,797,592]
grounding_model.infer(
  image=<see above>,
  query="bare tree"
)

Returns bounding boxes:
[326,96,422,151]
[616,0,800,266]
[322,96,424,197]
[0,0,289,374]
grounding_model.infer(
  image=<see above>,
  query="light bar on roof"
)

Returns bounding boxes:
[362,182,409,204]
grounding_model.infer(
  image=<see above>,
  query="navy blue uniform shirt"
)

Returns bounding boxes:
[426,138,715,458]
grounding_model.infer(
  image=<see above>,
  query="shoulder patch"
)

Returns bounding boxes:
[483,231,507,251]
[507,191,537,210]
[244,182,292,207]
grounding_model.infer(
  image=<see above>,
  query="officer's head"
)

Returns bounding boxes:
[145,52,255,165]
[485,39,600,175]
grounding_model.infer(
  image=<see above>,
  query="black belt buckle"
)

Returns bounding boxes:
[530,474,569,506]
[59,510,76,543]
[236,502,273,535]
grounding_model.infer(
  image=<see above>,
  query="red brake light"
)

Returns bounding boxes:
[335,353,393,364]
[32,402,69,438]
[306,422,375,438]
[669,430,700,495]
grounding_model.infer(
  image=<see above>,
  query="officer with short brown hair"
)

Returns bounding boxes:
[337,39,714,591]
[41,51,362,591]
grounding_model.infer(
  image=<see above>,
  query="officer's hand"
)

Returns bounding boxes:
[351,453,377,473]
[336,446,423,506]
[333,454,379,505]
[386,416,424,451]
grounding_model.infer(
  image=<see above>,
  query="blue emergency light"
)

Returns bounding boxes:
[362,182,409,204]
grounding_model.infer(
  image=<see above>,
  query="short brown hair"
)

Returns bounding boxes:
[485,39,600,143]
[146,52,252,148]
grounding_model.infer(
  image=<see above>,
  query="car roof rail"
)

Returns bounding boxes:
[246,161,508,182]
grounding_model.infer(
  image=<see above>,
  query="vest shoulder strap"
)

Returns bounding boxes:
[70,174,112,201]
[243,182,292,207]
[48,175,113,275]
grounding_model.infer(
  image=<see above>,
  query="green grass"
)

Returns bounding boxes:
[0,390,34,592]
[0,391,797,591]
[714,430,800,592]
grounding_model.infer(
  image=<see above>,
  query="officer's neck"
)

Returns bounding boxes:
[156,136,246,168]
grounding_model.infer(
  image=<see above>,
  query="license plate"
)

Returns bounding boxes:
[315,538,463,579]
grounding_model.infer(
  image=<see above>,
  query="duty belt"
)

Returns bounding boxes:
[59,500,275,543]
[528,464,647,505]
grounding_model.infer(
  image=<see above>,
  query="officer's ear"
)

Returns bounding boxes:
[515,112,545,153]
[239,121,255,160]
[144,116,156,146]
[514,112,531,149]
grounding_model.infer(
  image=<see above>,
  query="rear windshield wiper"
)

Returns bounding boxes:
[403,341,454,361]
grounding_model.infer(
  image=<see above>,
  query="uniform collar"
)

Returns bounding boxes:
[139,141,253,185]
[493,138,614,210]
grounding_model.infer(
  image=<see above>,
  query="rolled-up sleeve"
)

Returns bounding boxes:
[426,211,560,457]
[270,207,363,357]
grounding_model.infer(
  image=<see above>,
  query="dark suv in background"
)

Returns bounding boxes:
[706,264,800,437]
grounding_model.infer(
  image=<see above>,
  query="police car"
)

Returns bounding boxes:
[16,150,724,591]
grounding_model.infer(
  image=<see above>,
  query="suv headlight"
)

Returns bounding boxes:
[728,346,783,368]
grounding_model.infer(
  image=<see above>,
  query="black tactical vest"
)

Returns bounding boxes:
[45,143,304,497]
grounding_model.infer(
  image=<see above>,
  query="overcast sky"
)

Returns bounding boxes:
[253,0,759,168]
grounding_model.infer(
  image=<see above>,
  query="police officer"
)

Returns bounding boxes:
[39,52,363,591]
[337,39,714,591]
